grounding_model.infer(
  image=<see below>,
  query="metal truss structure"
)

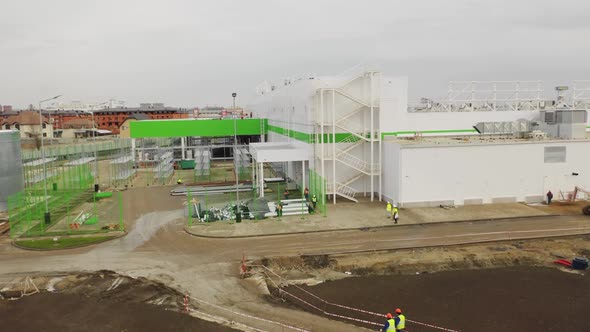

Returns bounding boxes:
[412,80,590,113]
[412,81,546,112]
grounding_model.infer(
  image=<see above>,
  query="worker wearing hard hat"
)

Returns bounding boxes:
[394,308,406,331]
[393,205,399,224]
[386,202,393,218]
[382,312,396,332]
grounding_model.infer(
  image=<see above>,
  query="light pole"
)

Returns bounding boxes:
[81,110,98,186]
[38,95,61,225]
[232,92,240,221]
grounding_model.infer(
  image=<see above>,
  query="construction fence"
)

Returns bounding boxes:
[8,140,130,238]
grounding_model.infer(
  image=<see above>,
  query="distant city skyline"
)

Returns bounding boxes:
[2,0,590,109]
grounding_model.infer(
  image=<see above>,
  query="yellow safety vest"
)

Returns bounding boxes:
[386,203,392,212]
[386,318,396,332]
[397,314,406,329]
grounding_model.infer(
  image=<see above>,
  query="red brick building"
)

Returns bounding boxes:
[46,105,191,135]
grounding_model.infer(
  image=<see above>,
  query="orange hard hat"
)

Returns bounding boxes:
[386,313,393,319]
[395,308,402,314]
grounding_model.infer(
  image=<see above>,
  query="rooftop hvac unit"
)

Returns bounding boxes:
[544,111,555,124]
[473,120,531,134]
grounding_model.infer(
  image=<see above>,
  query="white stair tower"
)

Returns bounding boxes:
[315,68,381,203]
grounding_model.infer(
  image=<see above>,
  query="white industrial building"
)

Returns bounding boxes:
[249,67,590,207]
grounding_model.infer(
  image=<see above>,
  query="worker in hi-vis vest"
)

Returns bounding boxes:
[381,313,395,332]
[382,313,396,332]
[394,308,406,332]
[393,205,399,224]
[386,202,393,218]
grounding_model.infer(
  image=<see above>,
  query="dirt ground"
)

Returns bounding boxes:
[280,266,590,332]
[255,236,590,331]
[0,293,238,332]
[0,271,238,332]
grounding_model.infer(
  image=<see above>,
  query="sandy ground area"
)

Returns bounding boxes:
[1,182,589,331]
[187,199,589,238]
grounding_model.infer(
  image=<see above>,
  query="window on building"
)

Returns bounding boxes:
[5,124,10,129]
[42,123,46,129]
[544,146,566,163]
[15,124,19,129]
[43,133,47,137]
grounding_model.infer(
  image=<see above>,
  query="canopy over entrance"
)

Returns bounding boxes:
[249,142,309,198]
[249,142,309,163]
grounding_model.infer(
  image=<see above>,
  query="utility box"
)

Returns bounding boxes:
[179,160,195,170]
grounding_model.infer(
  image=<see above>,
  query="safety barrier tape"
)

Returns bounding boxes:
[187,294,311,332]
[277,287,382,327]
[252,264,460,332]
[188,308,268,332]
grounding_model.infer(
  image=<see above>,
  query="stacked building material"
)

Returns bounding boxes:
[194,149,211,177]
[111,155,136,181]
[265,199,310,217]
[153,150,174,179]
[233,147,250,177]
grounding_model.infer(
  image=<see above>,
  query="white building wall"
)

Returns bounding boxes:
[381,143,401,203]
[250,78,318,134]
[387,140,590,207]
[17,124,54,139]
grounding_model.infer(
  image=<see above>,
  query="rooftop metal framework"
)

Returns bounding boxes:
[411,80,590,113]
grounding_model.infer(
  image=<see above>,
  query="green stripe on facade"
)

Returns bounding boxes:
[130,118,267,138]
[131,119,590,140]
[267,125,363,143]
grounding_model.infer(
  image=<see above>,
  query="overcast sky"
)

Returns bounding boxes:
[2,0,590,108]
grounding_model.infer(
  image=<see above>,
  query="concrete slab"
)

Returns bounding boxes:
[185,198,565,238]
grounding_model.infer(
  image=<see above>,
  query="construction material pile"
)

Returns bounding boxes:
[190,198,272,222]
[171,184,253,196]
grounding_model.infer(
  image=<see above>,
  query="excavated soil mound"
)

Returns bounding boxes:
[0,271,237,332]
[0,292,236,332]
[281,266,590,331]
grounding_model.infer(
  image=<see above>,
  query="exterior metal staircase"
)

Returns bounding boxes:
[317,69,380,203]
[327,182,358,202]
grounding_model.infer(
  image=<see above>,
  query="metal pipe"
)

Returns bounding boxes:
[370,72,374,201]
[332,89,336,204]
[232,92,239,211]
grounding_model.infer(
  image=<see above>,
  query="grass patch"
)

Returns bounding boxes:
[15,235,116,250]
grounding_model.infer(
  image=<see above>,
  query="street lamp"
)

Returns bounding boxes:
[38,95,61,225]
[81,110,98,186]
[232,92,240,222]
